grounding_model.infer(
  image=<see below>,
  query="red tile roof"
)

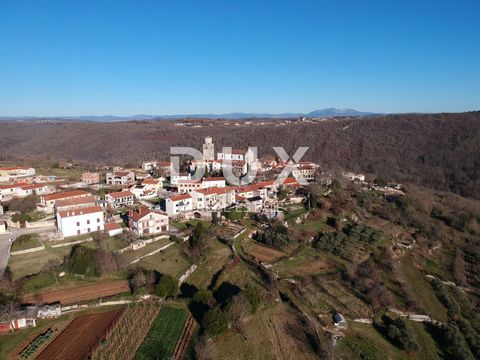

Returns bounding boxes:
[177,179,201,184]
[20,184,45,190]
[282,177,300,186]
[169,194,192,202]
[55,196,96,208]
[0,167,31,171]
[43,190,90,202]
[58,206,103,218]
[129,207,167,222]
[113,171,132,177]
[195,187,234,196]
[107,191,134,199]
[142,178,161,185]
[0,182,28,190]
[104,222,122,231]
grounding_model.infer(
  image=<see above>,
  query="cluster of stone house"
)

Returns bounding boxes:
[0,182,54,201]
[0,139,321,241]
[159,137,307,218]
[0,166,36,182]
[165,177,299,217]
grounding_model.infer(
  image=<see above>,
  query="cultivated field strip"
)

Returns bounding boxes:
[92,302,160,360]
[172,315,196,360]
[36,309,124,360]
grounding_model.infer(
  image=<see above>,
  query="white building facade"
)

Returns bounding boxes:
[56,206,104,237]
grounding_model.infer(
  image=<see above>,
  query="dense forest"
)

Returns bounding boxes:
[0,111,479,199]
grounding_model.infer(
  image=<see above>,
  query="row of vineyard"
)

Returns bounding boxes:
[92,302,160,360]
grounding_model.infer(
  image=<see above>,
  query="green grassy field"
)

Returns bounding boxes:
[170,219,206,231]
[134,306,188,360]
[294,219,327,233]
[11,234,42,252]
[8,240,99,281]
[118,237,172,264]
[187,238,232,288]
[136,244,192,278]
[341,322,443,360]
[8,246,68,280]
[36,167,84,181]
[282,206,307,221]
[273,246,333,277]
[105,235,129,252]
[401,259,448,322]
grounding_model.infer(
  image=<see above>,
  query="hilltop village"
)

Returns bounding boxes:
[0,136,479,360]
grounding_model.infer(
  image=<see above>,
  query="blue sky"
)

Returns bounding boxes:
[0,0,479,116]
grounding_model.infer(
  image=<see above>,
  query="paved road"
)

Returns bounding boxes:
[0,233,13,276]
[0,226,56,275]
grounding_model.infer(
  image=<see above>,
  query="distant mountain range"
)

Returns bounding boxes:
[0,108,380,122]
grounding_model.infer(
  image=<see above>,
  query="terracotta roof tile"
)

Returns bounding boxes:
[58,205,103,218]
[43,190,90,202]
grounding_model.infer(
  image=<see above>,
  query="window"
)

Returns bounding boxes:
[77,230,81,235]
[77,222,80,226]
[87,228,91,232]
[97,226,100,231]
[87,220,90,225]
[97,218,100,223]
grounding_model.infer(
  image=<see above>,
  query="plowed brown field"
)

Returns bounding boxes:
[22,280,129,305]
[247,242,286,263]
[36,309,123,360]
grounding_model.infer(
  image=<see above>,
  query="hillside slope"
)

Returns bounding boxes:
[0,112,479,198]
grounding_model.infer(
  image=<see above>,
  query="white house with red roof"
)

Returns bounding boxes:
[105,190,135,209]
[142,178,163,192]
[0,183,28,198]
[201,177,226,188]
[128,207,169,237]
[104,222,124,236]
[0,167,36,181]
[165,194,194,216]
[177,179,202,194]
[177,176,226,194]
[82,172,100,185]
[170,172,191,186]
[142,161,173,174]
[56,205,104,237]
[192,187,236,212]
[106,171,135,185]
[0,183,53,199]
[130,177,164,199]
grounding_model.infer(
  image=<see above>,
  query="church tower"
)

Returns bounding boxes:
[203,136,215,161]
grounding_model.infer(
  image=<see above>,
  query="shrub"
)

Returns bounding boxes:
[154,274,178,298]
[255,222,297,250]
[203,307,228,336]
[193,289,212,304]
[242,284,260,313]
[66,245,99,276]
